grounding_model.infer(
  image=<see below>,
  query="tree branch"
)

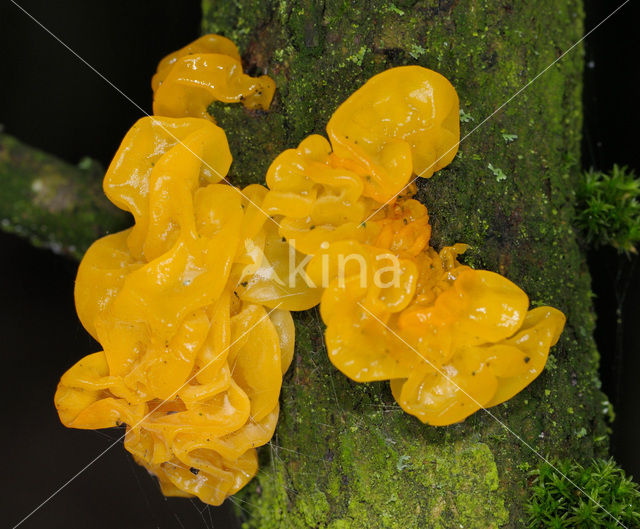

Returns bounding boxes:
[0,133,129,259]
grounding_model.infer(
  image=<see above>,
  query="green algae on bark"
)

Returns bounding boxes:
[0,133,129,259]
[202,0,610,527]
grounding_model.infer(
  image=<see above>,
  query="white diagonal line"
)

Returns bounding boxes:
[9,0,280,230]
[11,303,282,529]
[358,302,628,528]
[362,0,631,225]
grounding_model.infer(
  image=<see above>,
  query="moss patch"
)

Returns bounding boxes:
[526,458,640,527]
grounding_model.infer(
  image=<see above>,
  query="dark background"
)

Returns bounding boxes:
[0,0,637,527]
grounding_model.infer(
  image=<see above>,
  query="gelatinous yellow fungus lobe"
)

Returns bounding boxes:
[152,34,276,120]
[483,306,566,408]
[390,302,566,426]
[327,66,460,202]
[55,115,296,505]
[103,116,232,260]
[262,134,382,256]
[262,67,459,257]
[372,198,431,257]
[151,34,241,91]
[234,206,323,311]
[256,64,564,426]
[213,181,322,311]
[399,270,530,345]
[73,229,141,341]
[317,227,566,425]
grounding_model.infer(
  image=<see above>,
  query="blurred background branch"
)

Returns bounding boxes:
[0,132,129,260]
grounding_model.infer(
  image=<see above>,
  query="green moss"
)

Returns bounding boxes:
[526,459,640,528]
[575,165,640,253]
[201,0,274,50]
[200,0,608,527]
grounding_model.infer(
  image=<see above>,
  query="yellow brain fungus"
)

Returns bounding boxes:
[262,66,458,256]
[263,65,565,426]
[263,134,381,256]
[151,34,241,90]
[55,115,299,505]
[327,66,460,202]
[57,37,567,507]
[152,34,276,120]
[315,237,566,425]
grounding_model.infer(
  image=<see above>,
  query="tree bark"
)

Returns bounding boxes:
[0,133,129,259]
[202,1,608,528]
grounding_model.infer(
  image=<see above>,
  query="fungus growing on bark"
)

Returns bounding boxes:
[56,116,294,505]
[152,33,275,119]
[55,38,567,507]
[262,65,565,425]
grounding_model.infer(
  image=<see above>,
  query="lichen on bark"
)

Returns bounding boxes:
[202,1,609,527]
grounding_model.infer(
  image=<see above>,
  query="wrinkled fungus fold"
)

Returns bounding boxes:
[55,114,298,505]
[152,33,275,120]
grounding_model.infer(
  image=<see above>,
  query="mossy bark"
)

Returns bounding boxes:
[202,1,609,528]
[0,133,129,259]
